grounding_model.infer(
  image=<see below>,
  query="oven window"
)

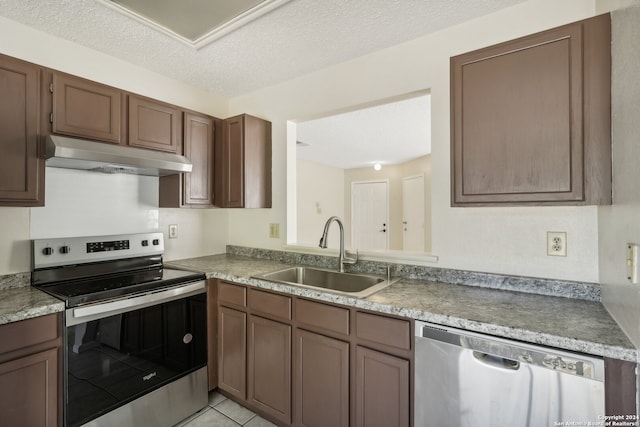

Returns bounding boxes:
[65,293,207,427]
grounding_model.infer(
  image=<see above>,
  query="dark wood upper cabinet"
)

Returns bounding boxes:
[0,54,44,206]
[159,112,216,208]
[51,72,123,144]
[218,114,272,208]
[183,113,215,205]
[128,94,181,153]
[451,13,611,206]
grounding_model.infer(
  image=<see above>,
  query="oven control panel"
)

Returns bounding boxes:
[86,239,130,253]
[32,232,164,268]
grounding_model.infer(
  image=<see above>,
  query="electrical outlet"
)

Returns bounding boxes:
[269,223,280,238]
[169,224,178,239]
[547,231,567,256]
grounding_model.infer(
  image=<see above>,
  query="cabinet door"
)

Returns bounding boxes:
[0,347,59,427]
[355,346,409,427]
[248,315,291,424]
[52,72,122,144]
[294,329,349,427]
[128,95,181,153]
[218,114,272,208]
[451,15,610,206]
[243,114,272,208]
[604,358,637,418]
[218,306,246,400]
[0,55,44,206]
[222,115,245,207]
[183,112,214,206]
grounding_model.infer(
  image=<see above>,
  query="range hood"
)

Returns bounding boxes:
[44,135,192,176]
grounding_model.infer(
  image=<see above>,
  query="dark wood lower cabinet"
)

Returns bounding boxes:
[0,347,59,426]
[355,346,410,427]
[294,329,349,427]
[248,315,291,424]
[0,313,62,427]
[604,357,637,418]
[218,306,246,400]
[216,283,412,427]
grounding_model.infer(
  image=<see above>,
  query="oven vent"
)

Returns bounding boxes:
[45,134,192,177]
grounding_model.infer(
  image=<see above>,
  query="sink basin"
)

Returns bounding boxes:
[252,266,396,298]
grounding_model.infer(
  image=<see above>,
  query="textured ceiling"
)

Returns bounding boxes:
[0,0,526,98]
[297,94,431,169]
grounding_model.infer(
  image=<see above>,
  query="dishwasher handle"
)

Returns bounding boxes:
[473,351,520,370]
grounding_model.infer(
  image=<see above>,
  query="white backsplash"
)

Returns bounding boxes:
[30,167,160,238]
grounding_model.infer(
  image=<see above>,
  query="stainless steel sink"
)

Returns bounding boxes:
[252,266,396,298]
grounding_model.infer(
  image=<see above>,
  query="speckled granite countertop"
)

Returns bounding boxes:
[167,253,637,362]
[0,273,64,325]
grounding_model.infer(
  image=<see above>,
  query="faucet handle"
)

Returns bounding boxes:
[344,249,358,265]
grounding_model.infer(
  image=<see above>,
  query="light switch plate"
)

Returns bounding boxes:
[269,223,280,238]
[627,243,639,284]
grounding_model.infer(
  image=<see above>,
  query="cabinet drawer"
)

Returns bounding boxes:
[356,312,411,351]
[0,314,59,355]
[248,289,291,321]
[218,282,247,307]
[296,299,349,336]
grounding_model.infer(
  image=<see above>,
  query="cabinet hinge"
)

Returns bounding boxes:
[49,112,53,124]
[49,83,53,94]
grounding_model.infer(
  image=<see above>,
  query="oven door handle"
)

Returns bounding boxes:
[68,281,205,325]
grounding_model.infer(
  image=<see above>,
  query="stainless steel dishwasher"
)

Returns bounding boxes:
[415,321,605,427]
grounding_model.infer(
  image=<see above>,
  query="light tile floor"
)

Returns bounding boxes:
[175,391,277,427]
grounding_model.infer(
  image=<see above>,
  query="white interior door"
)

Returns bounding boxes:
[351,181,388,250]
[402,174,425,252]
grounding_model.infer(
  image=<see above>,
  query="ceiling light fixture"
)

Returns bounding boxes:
[374,163,382,171]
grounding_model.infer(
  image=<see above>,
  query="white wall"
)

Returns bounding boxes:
[31,168,160,239]
[296,159,344,249]
[228,0,602,282]
[0,17,230,274]
[599,3,640,348]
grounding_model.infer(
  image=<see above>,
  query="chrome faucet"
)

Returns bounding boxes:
[319,216,358,272]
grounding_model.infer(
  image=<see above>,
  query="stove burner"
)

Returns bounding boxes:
[36,267,204,308]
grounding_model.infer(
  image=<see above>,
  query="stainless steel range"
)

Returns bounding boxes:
[31,232,208,427]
